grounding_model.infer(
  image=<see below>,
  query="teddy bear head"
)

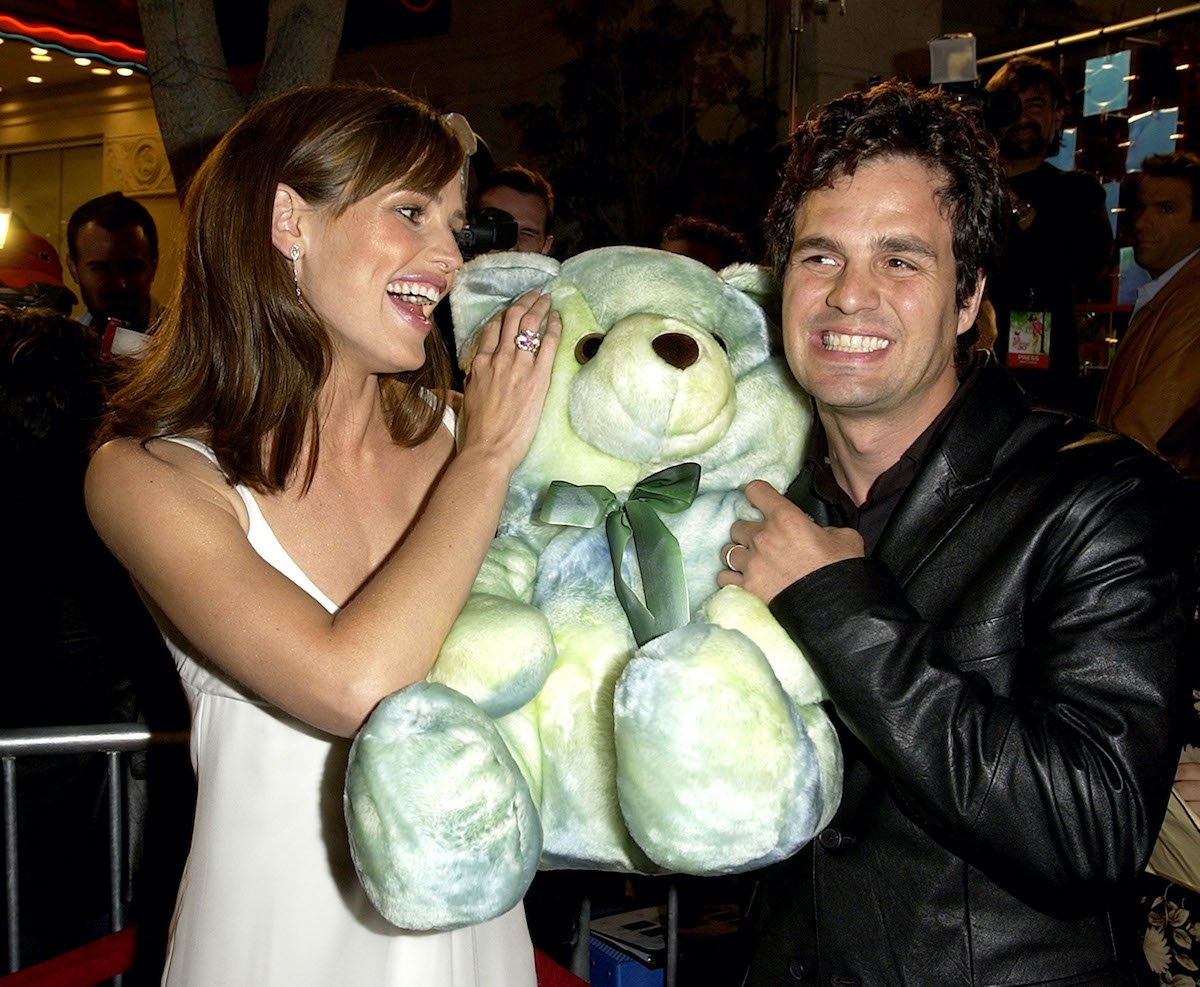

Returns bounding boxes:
[451,246,806,519]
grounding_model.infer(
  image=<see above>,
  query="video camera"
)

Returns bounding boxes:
[929,34,1021,132]
[454,206,519,259]
[440,111,520,259]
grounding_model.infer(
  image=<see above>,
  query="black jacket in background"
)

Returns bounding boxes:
[746,357,1194,986]
[989,162,1113,415]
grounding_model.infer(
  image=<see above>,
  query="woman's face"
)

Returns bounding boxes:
[297,173,465,377]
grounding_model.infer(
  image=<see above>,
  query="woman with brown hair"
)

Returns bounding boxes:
[85,83,559,985]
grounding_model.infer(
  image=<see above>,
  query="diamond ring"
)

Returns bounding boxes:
[515,328,541,353]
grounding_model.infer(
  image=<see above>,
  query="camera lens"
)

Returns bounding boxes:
[455,207,519,258]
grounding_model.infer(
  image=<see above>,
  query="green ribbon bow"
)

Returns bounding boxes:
[538,463,702,647]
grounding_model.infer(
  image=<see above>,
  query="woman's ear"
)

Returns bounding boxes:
[271,184,307,259]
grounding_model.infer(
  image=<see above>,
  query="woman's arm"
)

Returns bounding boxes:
[86,293,560,737]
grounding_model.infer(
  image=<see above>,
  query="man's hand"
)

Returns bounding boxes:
[718,479,865,603]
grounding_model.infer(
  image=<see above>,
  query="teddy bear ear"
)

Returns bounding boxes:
[719,262,777,306]
[449,253,561,361]
[719,262,783,354]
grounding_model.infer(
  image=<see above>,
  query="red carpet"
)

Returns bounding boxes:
[0,928,135,987]
[0,928,585,987]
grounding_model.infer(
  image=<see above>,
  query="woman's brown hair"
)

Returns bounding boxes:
[100,82,465,491]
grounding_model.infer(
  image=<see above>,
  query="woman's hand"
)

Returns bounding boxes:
[457,290,561,474]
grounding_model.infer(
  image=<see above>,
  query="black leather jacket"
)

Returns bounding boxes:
[746,359,1195,986]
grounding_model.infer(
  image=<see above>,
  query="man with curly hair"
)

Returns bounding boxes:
[721,81,1194,985]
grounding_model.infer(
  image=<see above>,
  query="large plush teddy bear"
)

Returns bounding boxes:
[344,246,841,931]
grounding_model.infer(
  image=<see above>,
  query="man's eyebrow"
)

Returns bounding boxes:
[791,235,840,254]
[877,235,938,259]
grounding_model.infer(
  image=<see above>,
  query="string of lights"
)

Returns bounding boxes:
[0,15,146,74]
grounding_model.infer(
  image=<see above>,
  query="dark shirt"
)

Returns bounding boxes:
[803,362,982,553]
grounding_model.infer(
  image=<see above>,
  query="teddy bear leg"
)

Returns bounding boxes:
[534,653,660,874]
[344,682,542,930]
[613,622,826,875]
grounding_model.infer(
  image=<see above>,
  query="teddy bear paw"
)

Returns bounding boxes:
[613,622,827,874]
[344,682,542,930]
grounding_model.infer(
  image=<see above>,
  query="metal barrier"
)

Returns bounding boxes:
[0,724,188,982]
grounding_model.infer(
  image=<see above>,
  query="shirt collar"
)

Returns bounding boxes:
[806,356,985,551]
[1132,247,1200,319]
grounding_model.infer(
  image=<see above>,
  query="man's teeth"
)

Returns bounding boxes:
[822,331,889,353]
[387,283,442,306]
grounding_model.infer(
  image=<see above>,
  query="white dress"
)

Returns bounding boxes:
[157,435,536,987]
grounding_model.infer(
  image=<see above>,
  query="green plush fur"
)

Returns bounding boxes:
[345,246,842,931]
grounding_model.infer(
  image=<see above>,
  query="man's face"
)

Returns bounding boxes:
[477,185,553,255]
[781,155,982,432]
[995,84,1063,163]
[68,221,157,327]
[1133,175,1200,279]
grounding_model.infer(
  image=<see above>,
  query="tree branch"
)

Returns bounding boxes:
[252,0,348,107]
[137,0,246,193]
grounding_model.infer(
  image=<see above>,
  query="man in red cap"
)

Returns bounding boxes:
[0,228,77,313]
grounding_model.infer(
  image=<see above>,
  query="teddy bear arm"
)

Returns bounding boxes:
[699,584,828,707]
[428,536,557,718]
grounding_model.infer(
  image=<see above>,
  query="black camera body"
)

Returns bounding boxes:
[455,206,518,259]
[0,282,76,315]
[940,84,1022,131]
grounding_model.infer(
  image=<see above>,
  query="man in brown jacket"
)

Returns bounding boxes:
[1096,152,1200,481]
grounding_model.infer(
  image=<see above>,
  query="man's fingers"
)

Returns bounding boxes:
[744,478,787,511]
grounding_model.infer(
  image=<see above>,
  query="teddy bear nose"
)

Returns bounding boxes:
[652,332,700,370]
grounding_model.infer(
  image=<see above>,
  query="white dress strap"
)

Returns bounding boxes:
[157,435,338,614]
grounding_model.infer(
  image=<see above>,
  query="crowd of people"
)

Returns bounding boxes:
[1,48,1197,987]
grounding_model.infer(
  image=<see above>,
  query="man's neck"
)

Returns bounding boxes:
[817,389,957,507]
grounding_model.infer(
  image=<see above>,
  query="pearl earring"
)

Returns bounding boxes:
[290,243,301,300]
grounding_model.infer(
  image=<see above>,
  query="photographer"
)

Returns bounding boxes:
[984,55,1113,414]
[475,163,555,257]
[438,163,556,388]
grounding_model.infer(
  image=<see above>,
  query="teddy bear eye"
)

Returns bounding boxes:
[575,333,604,364]
[712,334,728,353]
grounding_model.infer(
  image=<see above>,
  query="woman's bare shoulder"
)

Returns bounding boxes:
[87,435,247,528]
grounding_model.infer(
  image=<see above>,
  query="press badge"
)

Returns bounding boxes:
[1006,310,1051,370]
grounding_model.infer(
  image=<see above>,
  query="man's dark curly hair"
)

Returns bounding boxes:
[764,81,1009,368]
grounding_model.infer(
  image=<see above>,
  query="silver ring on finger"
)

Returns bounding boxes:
[515,327,541,353]
[724,543,745,573]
